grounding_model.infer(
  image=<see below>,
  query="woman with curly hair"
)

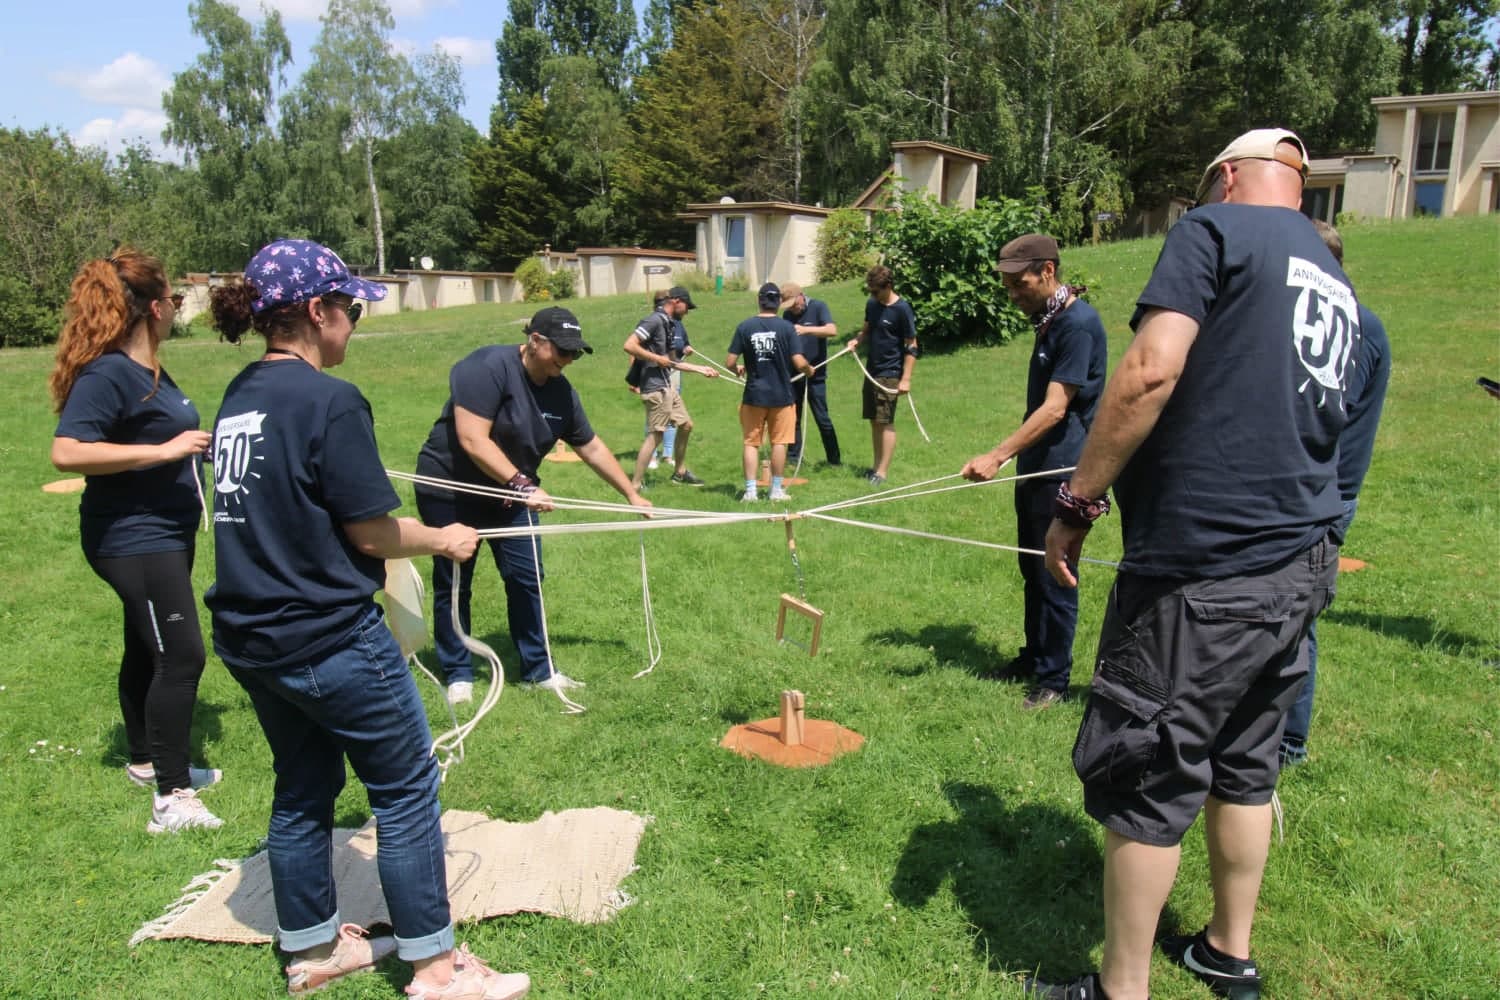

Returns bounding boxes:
[206,239,529,999]
[49,247,223,835]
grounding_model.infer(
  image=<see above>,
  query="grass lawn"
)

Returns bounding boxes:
[0,215,1495,999]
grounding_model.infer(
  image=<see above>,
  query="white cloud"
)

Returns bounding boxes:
[74,108,171,157]
[52,53,170,109]
[432,36,490,69]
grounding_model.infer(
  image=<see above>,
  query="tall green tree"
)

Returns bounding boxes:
[1396,0,1499,93]
[162,0,293,269]
[297,0,416,274]
[470,97,565,268]
[538,56,630,245]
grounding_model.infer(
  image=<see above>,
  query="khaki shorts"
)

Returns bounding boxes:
[739,404,796,446]
[642,389,690,432]
[862,377,901,423]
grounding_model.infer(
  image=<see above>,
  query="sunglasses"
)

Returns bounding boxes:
[162,293,185,309]
[322,299,362,324]
[555,343,582,360]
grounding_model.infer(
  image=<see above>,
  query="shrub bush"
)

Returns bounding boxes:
[0,276,58,348]
[546,267,575,300]
[871,192,1056,347]
[814,208,877,284]
[514,257,550,301]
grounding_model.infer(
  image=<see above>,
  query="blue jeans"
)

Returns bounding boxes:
[1016,478,1078,692]
[1282,499,1359,759]
[225,605,453,960]
[790,378,841,464]
[416,490,552,685]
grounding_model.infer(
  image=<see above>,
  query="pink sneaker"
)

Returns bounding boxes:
[405,944,530,999]
[285,923,397,995]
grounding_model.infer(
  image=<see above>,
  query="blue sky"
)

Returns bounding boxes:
[0,1,507,157]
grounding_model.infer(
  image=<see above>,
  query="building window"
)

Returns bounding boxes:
[1415,112,1455,173]
[1301,184,1345,223]
[1413,180,1446,216]
[724,217,746,259]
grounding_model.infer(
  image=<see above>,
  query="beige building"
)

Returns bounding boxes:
[574,247,697,299]
[1303,91,1500,222]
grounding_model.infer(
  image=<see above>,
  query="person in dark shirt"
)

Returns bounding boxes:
[780,281,841,466]
[847,265,918,486]
[962,233,1107,711]
[1037,130,1349,1000]
[624,286,718,489]
[1280,219,1391,766]
[415,307,651,701]
[206,239,528,1000]
[726,283,812,501]
[49,247,222,834]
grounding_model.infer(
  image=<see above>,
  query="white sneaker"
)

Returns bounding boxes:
[126,763,222,790]
[768,488,793,502]
[446,681,474,706]
[647,456,660,470]
[148,788,224,834]
[740,490,759,503]
[527,672,585,692]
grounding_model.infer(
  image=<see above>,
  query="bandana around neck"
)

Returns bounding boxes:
[1032,283,1085,337]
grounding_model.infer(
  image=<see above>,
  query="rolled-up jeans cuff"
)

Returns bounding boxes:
[278,911,341,953]
[395,922,455,962]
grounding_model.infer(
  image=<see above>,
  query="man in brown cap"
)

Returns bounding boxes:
[1031,129,1355,1000]
[962,232,1106,711]
[624,286,718,489]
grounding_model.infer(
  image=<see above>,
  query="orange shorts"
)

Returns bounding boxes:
[739,404,796,446]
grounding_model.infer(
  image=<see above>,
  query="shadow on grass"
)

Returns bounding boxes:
[891,781,1143,980]
[868,623,1004,676]
[1322,608,1497,659]
[101,698,229,771]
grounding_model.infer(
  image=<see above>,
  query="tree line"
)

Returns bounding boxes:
[1,0,1495,346]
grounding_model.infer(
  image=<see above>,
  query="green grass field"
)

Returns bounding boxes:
[0,215,1495,999]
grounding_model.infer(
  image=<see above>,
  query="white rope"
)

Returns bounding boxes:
[524,508,586,713]
[192,455,209,532]
[790,377,809,480]
[473,512,773,540]
[805,466,1078,518]
[385,468,736,521]
[428,561,507,777]
[691,352,746,385]
[632,531,663,679]
[790,343,854,382]
[848,350,930,442]
[800,472,966,516]
[803,510,1119,568]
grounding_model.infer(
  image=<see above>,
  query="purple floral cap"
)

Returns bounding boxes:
[245,239,388,314]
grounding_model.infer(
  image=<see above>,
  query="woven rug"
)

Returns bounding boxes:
[131,807,649,947]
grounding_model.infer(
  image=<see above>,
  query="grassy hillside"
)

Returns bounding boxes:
[0,215,1495,999]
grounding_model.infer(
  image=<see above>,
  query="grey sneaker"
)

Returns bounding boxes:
[670,470,705,486]
[1022,686,1065,710]
[404,943,530,999]
[286,923,397,995]
[1024,972,1107,998]
[147,788,224,834]
[1160,928,1262,999]
[126,763,222,790]
[866,473,886,487]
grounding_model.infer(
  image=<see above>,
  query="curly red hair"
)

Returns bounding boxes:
[48,248,168,413]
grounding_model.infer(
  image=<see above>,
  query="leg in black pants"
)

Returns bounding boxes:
[86,547,207,795]
[1014,480,1078,695]
[791,379,841,465]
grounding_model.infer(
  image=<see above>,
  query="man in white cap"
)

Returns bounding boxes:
[1031,129,1358,1000]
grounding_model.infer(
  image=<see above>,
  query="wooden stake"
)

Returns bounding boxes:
[779,690,805,746]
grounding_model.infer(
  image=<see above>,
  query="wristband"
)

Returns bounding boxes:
[504,472,538,507]
[1053,481,1110,529]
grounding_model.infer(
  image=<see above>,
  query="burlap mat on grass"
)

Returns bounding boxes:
[131,807,649,946]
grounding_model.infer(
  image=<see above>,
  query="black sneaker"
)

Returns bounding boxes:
[983,655,1034,683]
[1024,972,1107,999]
[1160,928,1262,999]
[670,470,705,486]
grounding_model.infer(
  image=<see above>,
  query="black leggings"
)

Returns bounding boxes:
[85,547,207,795]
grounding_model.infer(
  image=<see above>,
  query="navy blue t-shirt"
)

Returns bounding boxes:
[416,345,594,524]
[1336,305,1390,501]
[1019,299,1108,478]
[785,298,834,380]
[862,296,917,377]
[205,359,400,669]
[54,352,202,558]
[729,315,803,408]
[1117,204,1355,577]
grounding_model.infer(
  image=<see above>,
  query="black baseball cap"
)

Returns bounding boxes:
[758,282,781,309]
[666,286,697,309]
[527,306,592,354]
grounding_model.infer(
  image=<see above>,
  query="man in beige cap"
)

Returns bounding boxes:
[1030,129,1356,1000]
